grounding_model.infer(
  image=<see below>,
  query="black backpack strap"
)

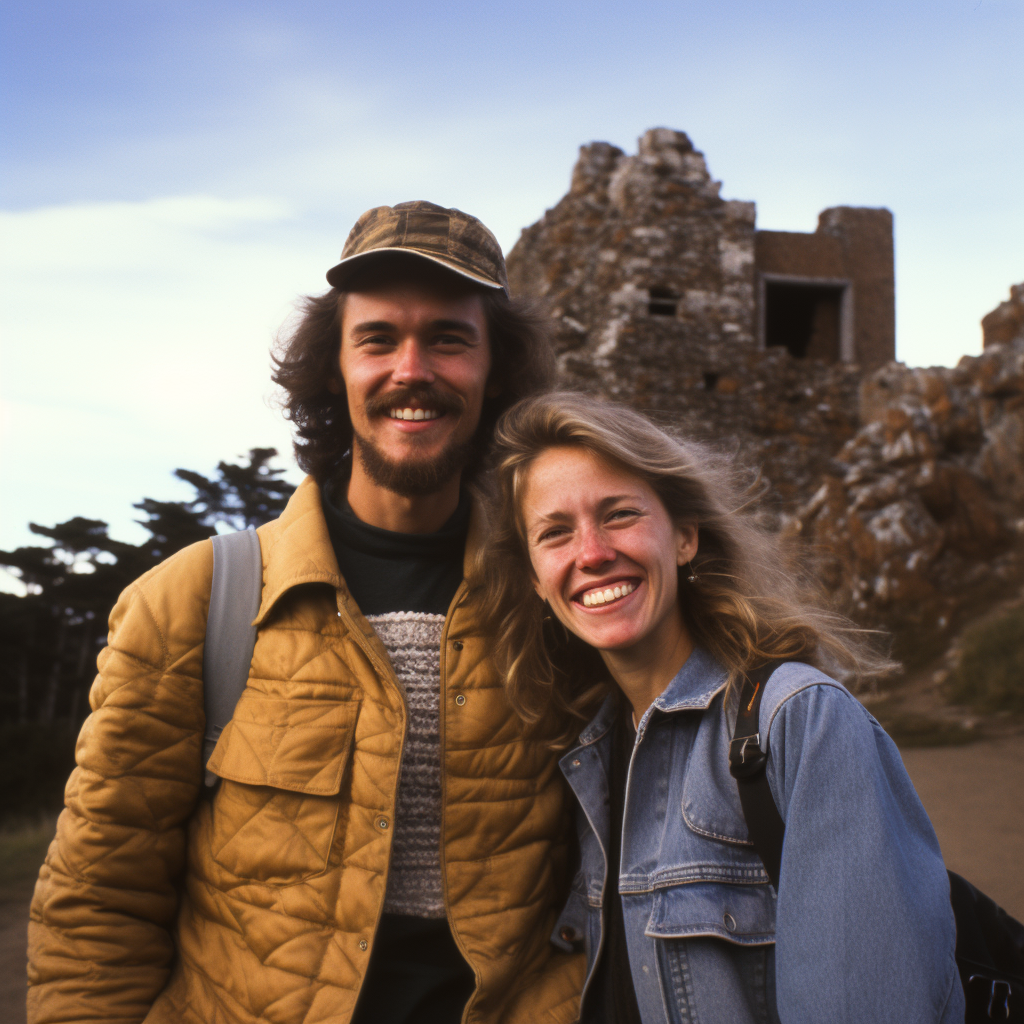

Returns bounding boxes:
[729,661,785,889]
[202,529,262,788]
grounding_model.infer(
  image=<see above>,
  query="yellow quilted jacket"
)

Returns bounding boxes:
[28,478,583,1024]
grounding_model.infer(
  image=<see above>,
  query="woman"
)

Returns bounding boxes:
[479,392,964,1024]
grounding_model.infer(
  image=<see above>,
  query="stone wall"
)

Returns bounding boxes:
[756,207,895,367]
[506,129,872,505]
[508,129,758,357]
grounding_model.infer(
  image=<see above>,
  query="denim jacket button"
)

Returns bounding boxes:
[723,912,737,932]
[571,758,581,768]
[559,926,577,942]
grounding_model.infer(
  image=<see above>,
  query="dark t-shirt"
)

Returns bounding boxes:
[584,698,644,1024]
[321,476,475,1024]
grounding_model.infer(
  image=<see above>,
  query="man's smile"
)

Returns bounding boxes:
[388,407,442,421]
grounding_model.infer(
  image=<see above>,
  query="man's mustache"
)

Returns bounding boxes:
[364,386,464,418]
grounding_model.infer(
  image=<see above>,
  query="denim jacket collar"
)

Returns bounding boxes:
[650,647,729,713]
[574,647,729,750]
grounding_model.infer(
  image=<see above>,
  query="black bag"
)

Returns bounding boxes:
[728,662,1024,1023]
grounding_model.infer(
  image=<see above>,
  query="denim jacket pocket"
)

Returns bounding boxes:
[681,704,756,846]
[646,881,776,945]
[205,692,360,884]
[646,882,778,1024]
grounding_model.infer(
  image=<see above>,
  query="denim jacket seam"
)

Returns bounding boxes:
[619,866,771,891]
[763,678,849,739]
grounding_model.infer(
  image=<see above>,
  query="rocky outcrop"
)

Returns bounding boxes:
[982,282,1024,349]
[789,337,1024,665]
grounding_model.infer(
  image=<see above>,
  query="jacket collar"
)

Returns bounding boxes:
[573,647,729,749]
[252,475,485,627]
[652,647,729,713]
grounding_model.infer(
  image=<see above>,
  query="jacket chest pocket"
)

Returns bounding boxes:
[205,692,360,885]
[646,882,778,1024]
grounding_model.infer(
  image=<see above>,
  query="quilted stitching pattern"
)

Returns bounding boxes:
[27,478,584,1024]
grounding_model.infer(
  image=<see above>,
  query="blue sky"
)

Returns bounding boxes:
[2,0,1022,568]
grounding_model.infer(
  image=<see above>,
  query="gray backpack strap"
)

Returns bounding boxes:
[202,528,262,788]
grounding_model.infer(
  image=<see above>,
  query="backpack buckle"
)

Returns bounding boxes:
[967,975,1012,1020]
[729,734,767,779]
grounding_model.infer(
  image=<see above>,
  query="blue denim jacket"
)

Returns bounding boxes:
[552,649,964,1023]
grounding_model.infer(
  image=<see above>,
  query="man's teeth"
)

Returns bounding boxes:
[582,583,635,607]
[389,408,440,421]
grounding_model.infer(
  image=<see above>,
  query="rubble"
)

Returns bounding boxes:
[788,336,1024,665]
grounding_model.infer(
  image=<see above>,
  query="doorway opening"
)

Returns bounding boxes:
[764,281,846,361]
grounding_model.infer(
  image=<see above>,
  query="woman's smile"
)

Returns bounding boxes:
[575,579,639,609]
[522,446,695,657]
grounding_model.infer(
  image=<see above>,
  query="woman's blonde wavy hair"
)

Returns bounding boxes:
[477,391,893,748]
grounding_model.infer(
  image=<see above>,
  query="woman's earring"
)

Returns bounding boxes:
[687,562,699,583]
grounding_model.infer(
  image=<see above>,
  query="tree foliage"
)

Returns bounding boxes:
[0,449,296,731]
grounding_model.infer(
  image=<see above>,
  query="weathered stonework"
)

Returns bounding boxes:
[506,129,884,504]
[982,282,1024,349]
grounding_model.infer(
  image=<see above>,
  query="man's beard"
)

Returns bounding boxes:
[354,385,482,497]
[353,429,479,497]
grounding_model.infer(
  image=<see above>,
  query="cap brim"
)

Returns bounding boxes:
[326,247,506,293]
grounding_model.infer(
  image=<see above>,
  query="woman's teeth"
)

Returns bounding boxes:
[389,408,440,421]
[581,582,635,607]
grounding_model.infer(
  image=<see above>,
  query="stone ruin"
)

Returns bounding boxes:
[507,128,1024,683]
[506,128,895,505]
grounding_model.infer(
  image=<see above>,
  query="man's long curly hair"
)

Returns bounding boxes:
[477,391,895,749]
[271,258,555,482]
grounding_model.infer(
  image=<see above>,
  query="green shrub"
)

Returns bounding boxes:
[946,603,1024,714]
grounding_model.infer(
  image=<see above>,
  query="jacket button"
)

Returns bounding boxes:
[452,640,464,651]
[378,817,390,831]
[358,939,368,951]
[559,926,577,942]
[723,912,737,932]
[571,759,581,768]
[455,694,466,706]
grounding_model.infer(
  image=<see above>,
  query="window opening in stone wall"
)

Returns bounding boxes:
[648,287,679,317]
[764,281,845,361]
[703,372,720,391]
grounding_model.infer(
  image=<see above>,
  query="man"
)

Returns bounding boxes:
[27,202,584,1024]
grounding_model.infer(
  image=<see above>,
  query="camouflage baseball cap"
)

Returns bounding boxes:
[326,200,509,296]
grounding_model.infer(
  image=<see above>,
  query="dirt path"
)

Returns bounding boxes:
[1,738,1021,1020]
[901,734,1024,920]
